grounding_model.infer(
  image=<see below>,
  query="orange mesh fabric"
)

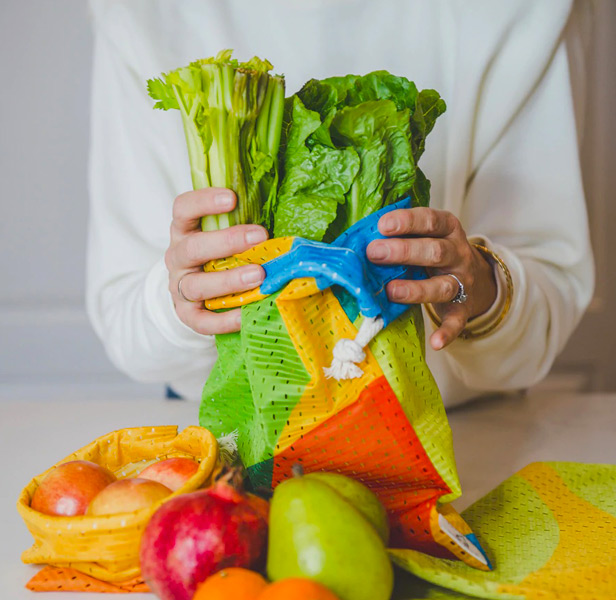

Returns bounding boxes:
[272,375,458,559]
[26,566,149,593]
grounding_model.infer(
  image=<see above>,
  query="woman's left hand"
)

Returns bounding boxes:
[366,207,497,351]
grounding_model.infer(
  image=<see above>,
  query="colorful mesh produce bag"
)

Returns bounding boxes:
[390,462,616,599]
[18,425,219,585]
[200,198,490,570]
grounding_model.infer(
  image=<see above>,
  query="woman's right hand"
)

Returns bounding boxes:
[164,188,268,335]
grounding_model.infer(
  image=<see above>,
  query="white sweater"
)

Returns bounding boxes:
[87,0,594,406]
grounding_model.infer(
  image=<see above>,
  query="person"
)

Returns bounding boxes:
[86,0,594,407]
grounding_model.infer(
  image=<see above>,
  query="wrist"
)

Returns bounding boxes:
[469,245,498,318]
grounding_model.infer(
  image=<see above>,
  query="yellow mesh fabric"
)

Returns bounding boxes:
[17,426,219,582]
[390,462,616,598]
[498,463,616,597]
[273,285,383,454]
[204,237,294,310]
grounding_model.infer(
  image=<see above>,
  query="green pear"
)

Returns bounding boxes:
[267,473,394,600]
[305,471,390,544]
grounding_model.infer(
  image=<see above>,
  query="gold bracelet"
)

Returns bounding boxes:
[424,243,514,340]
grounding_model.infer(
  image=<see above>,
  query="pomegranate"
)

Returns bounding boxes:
[139,469,268,600]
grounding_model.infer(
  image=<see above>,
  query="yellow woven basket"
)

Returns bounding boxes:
[17,425,219,582]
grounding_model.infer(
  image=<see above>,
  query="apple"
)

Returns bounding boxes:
[138,457,200,492]
[86,478,172,515]
[31,460,116,516]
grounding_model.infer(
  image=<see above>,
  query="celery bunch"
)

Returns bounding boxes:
[147,50,285,231]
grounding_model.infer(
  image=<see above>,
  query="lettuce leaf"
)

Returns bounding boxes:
[330,99,415,228]
[273,96,360,240]
[275,71,443,240]
[410,89,447,162]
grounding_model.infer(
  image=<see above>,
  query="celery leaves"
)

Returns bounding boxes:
[147,50,285,231]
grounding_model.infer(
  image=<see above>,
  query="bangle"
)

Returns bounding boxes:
[424,243,514,340]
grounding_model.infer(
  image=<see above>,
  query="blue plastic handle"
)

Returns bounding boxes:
[260,197,427,326]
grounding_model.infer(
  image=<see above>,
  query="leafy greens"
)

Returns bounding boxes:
[148,55,445,242]
[274,72,446,241]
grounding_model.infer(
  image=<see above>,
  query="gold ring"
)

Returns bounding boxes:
[177,274,197,302]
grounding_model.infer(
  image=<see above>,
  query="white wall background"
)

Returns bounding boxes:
[1,1,615,398]
[0,1,161,398]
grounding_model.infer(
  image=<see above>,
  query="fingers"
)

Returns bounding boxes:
[178,265,265,302]
[378,207,459,238]
[167,225,269,270]
[171,188,237,234]
[385,276,468,349]
[367,237,456,267]
[386,275,460,304]
[429,304,468,350]
[166,187,270,337]
[174,301,243,335]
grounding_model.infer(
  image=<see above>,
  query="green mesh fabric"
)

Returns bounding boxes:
[548,462,616,518]
[242,292,311,465]
[201,292,311,468]
[199,331,252,440]
[246,457,274,490]
[392,474,554,597]
[333,285,360,322]
[390,462,616,599]
[367,306,461,503]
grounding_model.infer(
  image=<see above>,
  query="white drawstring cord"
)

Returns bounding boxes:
[217,429,239,464]
[323,316,384,380]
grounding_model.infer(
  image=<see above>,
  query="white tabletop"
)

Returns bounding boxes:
[1,390,614,598]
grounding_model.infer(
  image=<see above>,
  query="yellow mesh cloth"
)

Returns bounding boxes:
[17,425,219,582]
[204,237,294,309]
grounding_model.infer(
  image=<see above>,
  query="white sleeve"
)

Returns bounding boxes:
[86,6,217,397]
[428,40,594,405]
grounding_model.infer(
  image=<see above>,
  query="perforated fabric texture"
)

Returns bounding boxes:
[200,230,491,568]
[17,426,219,582]
[390,462,616,599]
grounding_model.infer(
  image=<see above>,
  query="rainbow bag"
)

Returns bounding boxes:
[200,198,490,570]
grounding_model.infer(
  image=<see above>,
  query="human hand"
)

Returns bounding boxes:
[366,207,497,350]
[164,188,268,335]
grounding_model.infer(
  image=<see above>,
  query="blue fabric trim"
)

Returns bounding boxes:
[465,533,493,570]
[259,197,426,326]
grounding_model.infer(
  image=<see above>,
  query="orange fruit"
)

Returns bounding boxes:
[257,578,340,600]
[193,568,268,600]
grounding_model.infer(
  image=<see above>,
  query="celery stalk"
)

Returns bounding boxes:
[147,50,285,233]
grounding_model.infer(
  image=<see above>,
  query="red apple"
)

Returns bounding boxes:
[31,460,116,516]
[138,457,200,492]
[86,478,172,515]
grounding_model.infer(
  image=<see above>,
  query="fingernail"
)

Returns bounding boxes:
[369,243,390,260]
[234,312,242,328]
[240,266,264,286]
[215,192,234,207]
[432,336,444,350]
[382,216,401,233]
[391,285,408,301]
[245,228,268,245]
